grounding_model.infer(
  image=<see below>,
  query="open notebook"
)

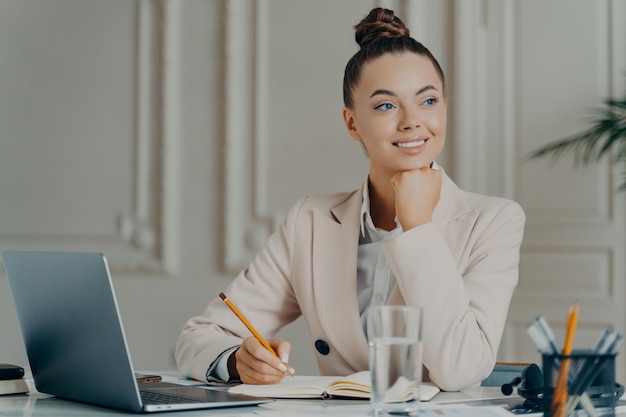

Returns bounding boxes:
[228,371,440,401]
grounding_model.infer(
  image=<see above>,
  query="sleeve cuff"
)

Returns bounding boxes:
[205,345,240,384]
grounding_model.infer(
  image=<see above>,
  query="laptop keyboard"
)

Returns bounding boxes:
[140,390,199,405]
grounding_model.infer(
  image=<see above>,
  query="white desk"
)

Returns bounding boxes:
[0,384,517,417]
[0,379,621,417]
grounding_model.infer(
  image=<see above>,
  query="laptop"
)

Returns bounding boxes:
[2,250,271,413]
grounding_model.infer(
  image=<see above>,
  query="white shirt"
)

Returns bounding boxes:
[357,160,439,338]
[357,177,403,339]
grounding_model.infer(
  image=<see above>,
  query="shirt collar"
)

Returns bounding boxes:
[360,179,374,238]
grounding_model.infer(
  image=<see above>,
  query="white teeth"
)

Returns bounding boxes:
[396,140,426,147]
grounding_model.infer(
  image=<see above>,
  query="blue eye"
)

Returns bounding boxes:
[375,102,395,111]
[423,98,439,107]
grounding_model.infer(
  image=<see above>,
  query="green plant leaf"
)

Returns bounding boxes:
[527,96,626,188]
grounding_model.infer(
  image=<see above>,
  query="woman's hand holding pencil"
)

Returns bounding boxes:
[220,293,295,384]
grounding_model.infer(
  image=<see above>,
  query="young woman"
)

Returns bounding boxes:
[175,7,525,392]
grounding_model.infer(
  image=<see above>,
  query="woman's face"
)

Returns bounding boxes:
[343,52,447,181]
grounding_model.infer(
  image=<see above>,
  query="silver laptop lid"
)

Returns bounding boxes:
[3,251,147,412]
[3,251,271,413]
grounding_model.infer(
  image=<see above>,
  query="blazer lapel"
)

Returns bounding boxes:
[433,169,471,224]
[312,189,369,370]
[432,170,476,263]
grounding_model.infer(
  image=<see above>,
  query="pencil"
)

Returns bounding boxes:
[219,292,278,356]
[551,302,579,417]
[563,302,579,354]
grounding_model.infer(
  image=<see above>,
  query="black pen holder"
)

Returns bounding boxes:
[542,351,617,417]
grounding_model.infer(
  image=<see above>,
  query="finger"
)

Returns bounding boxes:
[237,359,286,385]
[236,349,285,384]
[271,339,295,375]
[235,340,288,384]
[247,339,289,373]
[237,338,289,376]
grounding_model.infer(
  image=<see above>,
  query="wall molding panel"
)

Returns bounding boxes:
[0,0,179,275]
[518,248,613,301]
[221,0,275,274]
[126,0,180,275]
[100,0,180,275]
[452,0,486,194]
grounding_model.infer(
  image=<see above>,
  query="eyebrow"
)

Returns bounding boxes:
[369,85,438,98]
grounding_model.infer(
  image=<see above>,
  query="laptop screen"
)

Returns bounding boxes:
[3,251,145,411]
[3,250,272,413]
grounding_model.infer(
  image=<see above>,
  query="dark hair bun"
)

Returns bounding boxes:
[354,8,409,48]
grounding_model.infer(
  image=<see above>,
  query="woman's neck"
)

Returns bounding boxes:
[367,176,397,231]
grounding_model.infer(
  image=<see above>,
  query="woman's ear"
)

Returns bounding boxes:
[342,108,362,142]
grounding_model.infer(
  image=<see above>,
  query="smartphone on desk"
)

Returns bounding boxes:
[0,364,25,380]
[0,363,24,380]
[135,373,162,383]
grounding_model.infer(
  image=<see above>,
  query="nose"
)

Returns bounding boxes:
[399,107,421,130]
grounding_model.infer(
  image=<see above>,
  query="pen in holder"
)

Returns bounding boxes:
[542,351,618,417]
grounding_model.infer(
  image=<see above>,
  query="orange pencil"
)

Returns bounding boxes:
[219,292,278,356]
[563,302,579,354]
[551,302,579,417]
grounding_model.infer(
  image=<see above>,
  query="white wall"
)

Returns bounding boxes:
[1,0,625,381]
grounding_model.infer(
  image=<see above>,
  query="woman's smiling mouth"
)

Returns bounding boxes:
[394,139,427,147]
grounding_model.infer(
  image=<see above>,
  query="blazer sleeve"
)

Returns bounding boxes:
[381,199,525,391]
[174,198,306,382]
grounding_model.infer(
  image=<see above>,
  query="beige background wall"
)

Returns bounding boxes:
[1,0,625,380]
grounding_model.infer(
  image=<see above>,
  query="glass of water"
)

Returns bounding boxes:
[367,305,422,416]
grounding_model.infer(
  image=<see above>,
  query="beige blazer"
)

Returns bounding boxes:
[175,171,525,391]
